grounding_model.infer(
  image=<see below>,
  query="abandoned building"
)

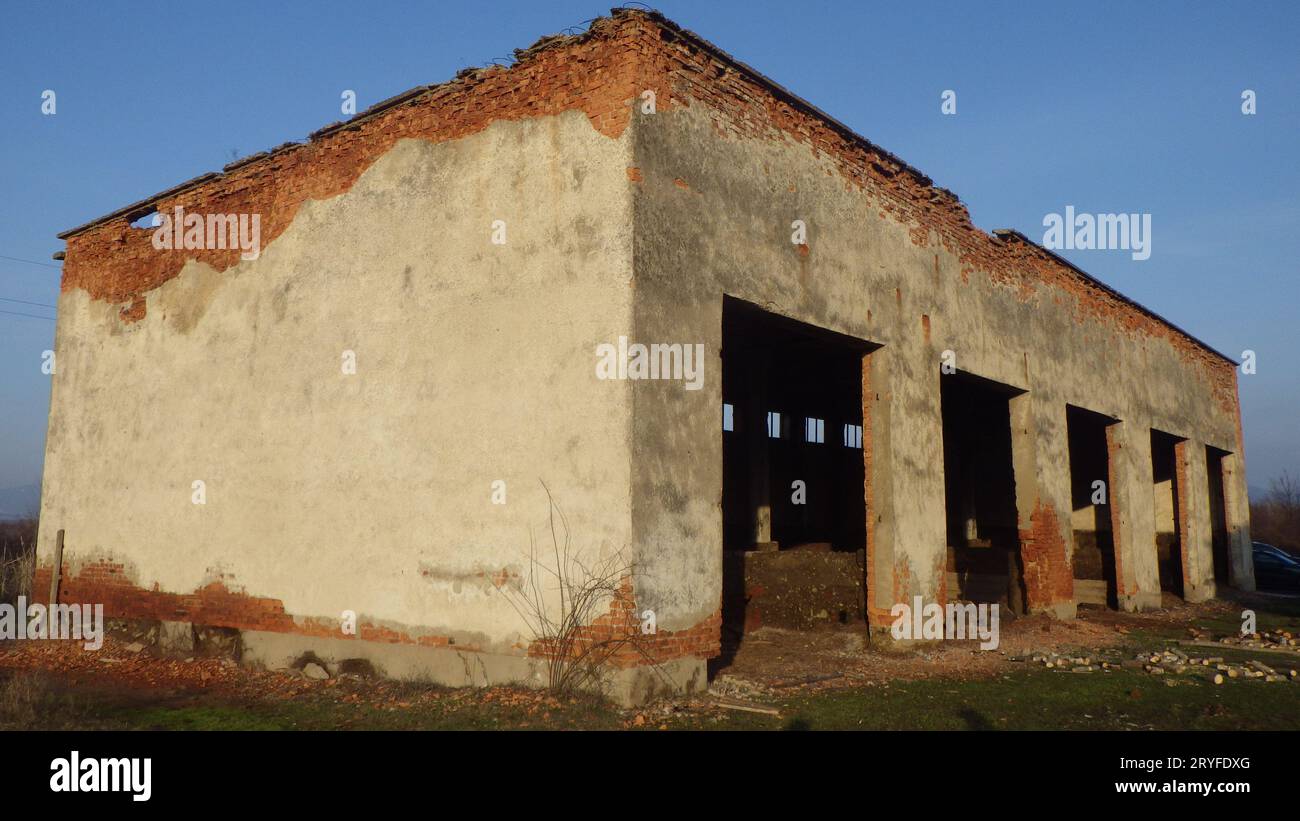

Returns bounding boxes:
[37,9,1254,703]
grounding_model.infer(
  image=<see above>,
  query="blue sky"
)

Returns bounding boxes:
[0,0,1296,500]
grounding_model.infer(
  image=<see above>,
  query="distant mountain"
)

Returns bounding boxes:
[0,484,41,521]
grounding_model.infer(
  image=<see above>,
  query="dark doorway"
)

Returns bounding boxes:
[721,297,871,553]
[1066,405,1119,608]
[939,371,1023,612]
[1206,446,1231,585]
[718,297,874,661]
[1151,429,1186,599]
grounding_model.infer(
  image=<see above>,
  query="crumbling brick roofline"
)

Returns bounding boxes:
[54,14,630,241]
[55,7,1234,367]
[638,11,1237,368]
[992,229,1237,366]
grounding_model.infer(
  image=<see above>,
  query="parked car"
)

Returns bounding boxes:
[1251,541,1300,592]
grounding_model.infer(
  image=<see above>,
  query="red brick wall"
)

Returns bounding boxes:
[527,578,720,668]
[35,560,718,664]
[1018,502,1075,609]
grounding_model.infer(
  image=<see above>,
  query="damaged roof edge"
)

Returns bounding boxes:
[993,229,1238,366]
[53,8,1238,371]
[643,11,932,187]
[644,12,1238,369]
[53,16,608,242]
[57,8,929,241]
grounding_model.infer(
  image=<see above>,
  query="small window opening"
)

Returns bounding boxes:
[804,417,825,444]
[843,423,863,449]
[766,411,782,439]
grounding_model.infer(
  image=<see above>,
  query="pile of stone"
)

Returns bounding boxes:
[1129,648,1296,684]
[1214,629,1300,653]
[1022,652,1118,673]
[1018,646,1298,685]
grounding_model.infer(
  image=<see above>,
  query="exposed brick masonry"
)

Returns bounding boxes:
[62,15,648,321]
[62,10,1240,426]
[35,561,720,664]
[1018,502,1075,609]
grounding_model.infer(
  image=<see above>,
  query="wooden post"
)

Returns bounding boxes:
[48,529,64,605]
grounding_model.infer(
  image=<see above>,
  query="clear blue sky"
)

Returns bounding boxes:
[1,0,1296,497]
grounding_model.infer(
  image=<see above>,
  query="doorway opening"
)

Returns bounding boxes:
[940,371,1024,612]
[1150,429,1186,599]
[719,297,875,656]
[1206,445,1231,586]
[1066,405,1119,608]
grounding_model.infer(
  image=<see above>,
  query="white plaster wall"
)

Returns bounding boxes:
[39,111,635,650]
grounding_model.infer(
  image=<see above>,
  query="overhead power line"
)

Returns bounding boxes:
[0,253,61,270]
[0,296,57,310]
[0,308,55,321]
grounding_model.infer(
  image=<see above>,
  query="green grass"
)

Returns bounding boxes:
[1131,596,1300,644]
[730,667,1300,731]
[110,696,623,731]
[15,664,1289,732]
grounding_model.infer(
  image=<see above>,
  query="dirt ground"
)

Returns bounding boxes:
[706,597,1253,699]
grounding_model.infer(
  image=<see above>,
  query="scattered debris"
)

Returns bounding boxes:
[707,673,772,701]
[1017,644,1298,686]
[711,698,781,717]
[1200,628,1300,654]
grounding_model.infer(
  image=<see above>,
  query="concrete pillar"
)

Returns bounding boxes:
[1008,393,1076,619]
[746,354,775,550]
[863,349,892,624]
[1175,439,1215,601]
[1105,422,1163,610]
[863,346,947,628]
[1220,450,1256,591]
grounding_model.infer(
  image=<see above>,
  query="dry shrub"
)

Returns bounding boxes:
[0,517,37,607]
[494,483,664,696]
